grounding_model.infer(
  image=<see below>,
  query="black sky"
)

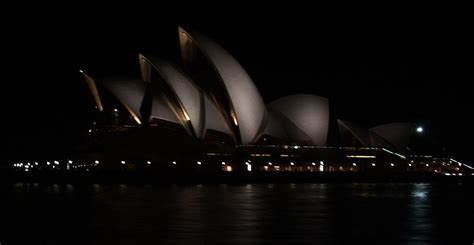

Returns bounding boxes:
[3,5,474,163]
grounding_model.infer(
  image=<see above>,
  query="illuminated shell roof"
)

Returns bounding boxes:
[269,94,329,146]
[178,26,266,144]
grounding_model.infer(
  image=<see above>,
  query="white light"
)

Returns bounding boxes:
[293,145,300,149]
[312,162,316,166]
[172,161,177,165]
[68,160,73,164]
[147,161,151,165]
[245,162,249,165]
[290,162,294,166]
[371,163,376,167]
[54,161,59,165]
[25,165,29,169]
[95,160,99,164]
[445,173,451,176]
[247,164,252,172]
[197,161,202,165]
[390,163,394,167]
[416,126,423,133]
[408,163,412,167]
[352,163,357,166]
[320,161,324,166]
[319,165,324,172]
[114,108,118,112]
[35,162,38,165]
[426,164,429,167]
[88,129,92,133]
[458,173,463,176]
[458,163,462,167]
[25,169,29,172]
[268,162,272,166]
[27,162,31,165]
[221,162,226,165]
[121,161,126,164]
[79,69,84,73]
[47,162,50,165]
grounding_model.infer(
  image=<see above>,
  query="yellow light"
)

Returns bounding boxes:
[250,154,271,157]
[346,155,377,159]
[231,113,238,126]
[225,165,232,172]
[183,111,191,121]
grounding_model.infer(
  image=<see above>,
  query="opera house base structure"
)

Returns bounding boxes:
[9,26,473,182]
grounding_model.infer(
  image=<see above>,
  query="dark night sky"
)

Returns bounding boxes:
[2,5,473,163]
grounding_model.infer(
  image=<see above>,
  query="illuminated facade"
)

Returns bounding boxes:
[66,26,473,177]
[81,26,331,146]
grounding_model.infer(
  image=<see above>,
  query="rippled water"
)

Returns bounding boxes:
[1,183,472,244]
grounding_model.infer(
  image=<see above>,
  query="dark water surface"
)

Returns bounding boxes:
[1,183,472,244]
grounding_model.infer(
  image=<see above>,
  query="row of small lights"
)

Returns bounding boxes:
[14,160,466,170]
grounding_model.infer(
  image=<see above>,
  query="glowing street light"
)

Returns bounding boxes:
[197,161,202,165]
[147,161,151,165]
[416,126,423,133]
[121,161,126,165]
[290,162,294,166]
[221,162,226,165]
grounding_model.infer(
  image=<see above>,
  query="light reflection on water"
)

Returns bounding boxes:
[1,183,472,244]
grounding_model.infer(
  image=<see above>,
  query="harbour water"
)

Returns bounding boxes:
[1,183,472,244]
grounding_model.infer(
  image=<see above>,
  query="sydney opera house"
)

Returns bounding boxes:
[15,26,470,177]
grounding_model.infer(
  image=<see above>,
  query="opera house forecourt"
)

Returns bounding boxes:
[12,26,473,180]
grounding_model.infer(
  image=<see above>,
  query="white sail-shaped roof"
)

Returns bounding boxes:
[178,26,266,144]
[269,94,329,146]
